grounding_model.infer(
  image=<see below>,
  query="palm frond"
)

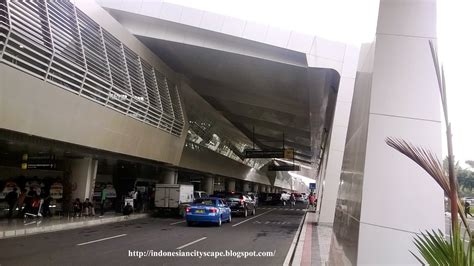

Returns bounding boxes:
[413,228,470,265]
[385,137,471,235]
[385,137,449,194]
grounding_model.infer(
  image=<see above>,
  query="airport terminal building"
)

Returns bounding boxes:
[0,0,443,264]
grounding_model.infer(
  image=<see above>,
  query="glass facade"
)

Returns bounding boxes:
[0,0,184,136]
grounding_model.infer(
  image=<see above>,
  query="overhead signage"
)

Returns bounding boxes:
[21,153,57,170]
[284,149,294,159]
[268,164,300,171]
[245,149,294,159]
[309,183,316,190]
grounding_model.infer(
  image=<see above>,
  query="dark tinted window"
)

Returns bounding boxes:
[194,199,216,205]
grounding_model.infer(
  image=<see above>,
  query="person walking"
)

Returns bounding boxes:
[465,201,473,217]
[100,186,107,217]
[290,193,296,208]
[308,193,316,211]
[5,188,18,218]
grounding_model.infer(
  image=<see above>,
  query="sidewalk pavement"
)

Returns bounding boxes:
[291,209,332,266]
[0,212,149,239]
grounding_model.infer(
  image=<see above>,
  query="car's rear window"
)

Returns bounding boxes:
[226,196,240,201]
[194,199,216,205]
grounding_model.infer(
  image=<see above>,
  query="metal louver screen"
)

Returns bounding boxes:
[0,0,8,56]
[0,0,184,137]
[154,69,174,131]
[167,81,185,135]
[123,45,148,121]
[141,59,161,127]
[46,1,86,93]
[76,9,111,104]
[3,1,52,79]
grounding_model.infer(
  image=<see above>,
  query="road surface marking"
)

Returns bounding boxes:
[77,234,127,246]
[232,210,273,227]
[170,220,186,225]
[176,237,207,249]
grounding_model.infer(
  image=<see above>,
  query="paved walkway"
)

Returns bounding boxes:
[290,209,332,266]
[0,212,149,239]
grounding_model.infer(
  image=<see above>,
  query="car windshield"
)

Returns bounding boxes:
[193,199,216,205]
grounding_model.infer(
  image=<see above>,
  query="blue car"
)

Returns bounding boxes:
[185,197,231,226]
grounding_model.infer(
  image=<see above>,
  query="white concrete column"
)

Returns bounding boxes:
[161,169,177,184]
[226,179,236,192]
[69,157,98,201]
[328,1,444,265]
[203,176,214,195]
[243,182,251,192]
[253,183,259,193]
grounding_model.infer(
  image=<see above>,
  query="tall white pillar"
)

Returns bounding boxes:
[253,184,259,193]
[203,176,214,195]
[69,157,98,201]
[226,180,235,192]
[329,0,444,265]
[161,169,177,184]
[243,182,251,192]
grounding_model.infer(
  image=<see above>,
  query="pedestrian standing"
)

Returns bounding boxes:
[73,198,82,217]
[17,189,27,218]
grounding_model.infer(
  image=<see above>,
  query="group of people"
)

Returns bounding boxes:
[72,198,95,217]
[5,188,53,219]
[287,193,317,208]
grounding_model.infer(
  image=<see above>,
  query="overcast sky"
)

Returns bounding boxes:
[165,0,473,166]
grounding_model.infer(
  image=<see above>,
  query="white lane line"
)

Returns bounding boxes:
[170,220,186,225]
[176,237,207,250]
[232,210,273,227]
[77,234,127,246]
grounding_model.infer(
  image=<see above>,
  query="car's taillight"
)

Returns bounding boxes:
[209,208,217,213]
[186,207,191,213]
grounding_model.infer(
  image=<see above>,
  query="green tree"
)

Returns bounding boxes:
[466,160,474,169]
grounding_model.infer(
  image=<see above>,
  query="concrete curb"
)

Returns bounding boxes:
[0,213,149,239]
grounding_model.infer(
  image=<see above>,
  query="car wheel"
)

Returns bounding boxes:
[252,208,256,216]
[228,214,232,223]
[187,221,193,226]
[244,209,248,217]
[217,217,222,227]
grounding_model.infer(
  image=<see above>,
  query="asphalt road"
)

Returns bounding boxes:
[0,204,306,266]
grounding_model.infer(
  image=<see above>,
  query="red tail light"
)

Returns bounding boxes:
[209,208,217,213]
[186,207,191,213]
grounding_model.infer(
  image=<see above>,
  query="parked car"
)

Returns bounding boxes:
[301,193,308,201]
[185,197,231,226]
[225,193,256,217]
[294,193,305,202]
[262,193,283,205]
[246,192,258,206]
